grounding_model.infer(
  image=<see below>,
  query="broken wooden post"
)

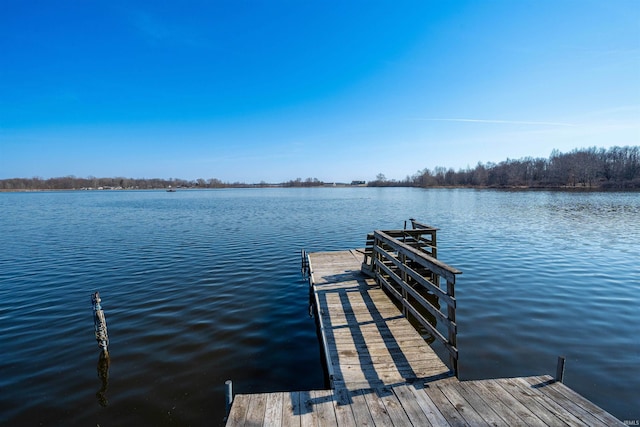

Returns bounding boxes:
[92,291,109,355]
[556,356,566,383]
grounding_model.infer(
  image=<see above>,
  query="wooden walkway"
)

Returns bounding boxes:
[226,250,624,426]
[309,249,451,390]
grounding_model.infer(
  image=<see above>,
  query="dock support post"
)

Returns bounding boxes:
[301,249,308,277]
[555,356,566,383]
[92,291,109,355]
[225,380,233,417]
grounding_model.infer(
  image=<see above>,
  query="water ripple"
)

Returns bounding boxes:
[0,188,637,424]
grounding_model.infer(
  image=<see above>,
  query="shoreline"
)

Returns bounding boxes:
[1,184,638,193]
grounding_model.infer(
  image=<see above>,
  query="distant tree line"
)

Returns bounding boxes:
[0,175,326,191]
[1,146,638,191]
[282,177,324,187]
[369,146,640,189]
[0,176,244,191]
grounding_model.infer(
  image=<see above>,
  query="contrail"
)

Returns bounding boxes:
[412,118,575,127]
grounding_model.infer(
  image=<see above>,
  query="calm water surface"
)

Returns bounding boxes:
[0,188,638,425]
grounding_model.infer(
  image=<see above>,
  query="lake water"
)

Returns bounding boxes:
[0,188,638,425]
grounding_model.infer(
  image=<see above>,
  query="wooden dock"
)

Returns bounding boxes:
[309,249,451,391]
[226,375,623,426]
[226,226,624,426]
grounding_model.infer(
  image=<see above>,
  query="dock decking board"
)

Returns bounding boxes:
[226,250,623,426]
[311,250,451,389]
[227,377,623,427]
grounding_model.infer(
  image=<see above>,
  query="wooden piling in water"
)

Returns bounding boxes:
[556,355,566,383]
[91,291,109,355]
[225,380,233,417]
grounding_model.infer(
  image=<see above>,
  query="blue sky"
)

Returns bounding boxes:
[1,1,638,183]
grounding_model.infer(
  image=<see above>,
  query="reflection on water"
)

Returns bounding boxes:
[96,352,110,407]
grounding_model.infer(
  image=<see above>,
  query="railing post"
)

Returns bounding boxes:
[446,279,457,376]
[373,234,381,281]
[400,252,408,317]
[431,229,437,260]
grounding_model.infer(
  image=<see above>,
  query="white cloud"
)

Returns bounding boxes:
[410,118,576,127]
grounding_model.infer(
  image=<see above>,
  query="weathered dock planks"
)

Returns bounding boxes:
[226,248,624,426]
[309,249,451,390]
[227,375,624,426]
